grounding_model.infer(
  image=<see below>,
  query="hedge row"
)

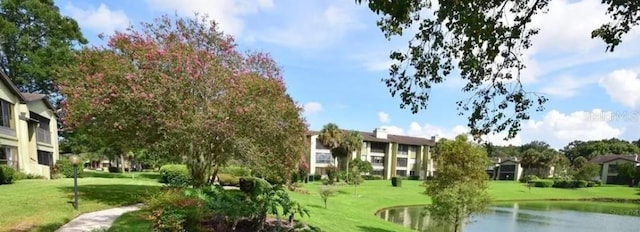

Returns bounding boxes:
[529,179,601,188]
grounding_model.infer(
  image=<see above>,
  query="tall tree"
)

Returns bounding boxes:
[561,139,639,163]
[426,134,490,232]
[318,123,342,151]
[332,130,364,181]
[58,14,306,187]
[355,0,639,141]
[0,0,87,95]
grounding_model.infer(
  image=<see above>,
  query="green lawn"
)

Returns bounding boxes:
[286,180,640,232]
[4,177,639,232]
[0,172,162,232]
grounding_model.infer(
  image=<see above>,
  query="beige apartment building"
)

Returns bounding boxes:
[306,128,437,180]
[0,70,59,179]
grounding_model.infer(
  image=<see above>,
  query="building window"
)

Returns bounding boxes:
[371,156,384,166]
[608,164,618,173]
[398,144,409,155]
[371,170,384,176]
[396,170,407,176]
[0,99,13,128]
[370,142,386,153]
[501,164,516,172]
[37,150,52,166]
[0,146,17,168]
[409,170,416,176]
[397,158,408,167]
[315,152,333,164]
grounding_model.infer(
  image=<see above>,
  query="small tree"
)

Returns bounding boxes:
[571,156,599,181]
[617,163,640,187]
[350,166,364,197]
[318,185,336,209]
[425,134,491,232]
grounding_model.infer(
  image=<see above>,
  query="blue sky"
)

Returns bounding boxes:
[54,0,640,149]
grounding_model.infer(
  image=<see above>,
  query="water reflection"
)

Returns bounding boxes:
[376,202,640,232]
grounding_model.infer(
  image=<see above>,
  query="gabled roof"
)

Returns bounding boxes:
[309,129,436,146]
[590,154,639,164]
[21,92,56,111]
[0,69,26,102]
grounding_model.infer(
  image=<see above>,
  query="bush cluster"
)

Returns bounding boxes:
[159,164,191,187]
[145,189,210,232]
[362,175,383,180]
[528,179,601,189]
[408,175,420,180]
[53,158,84,178]
[391,176,402,187]
[218,166,251,177]
[529,179,554,188]
[0,165,15,184]
[13,171,44,181]
[217,173,240,187]
[520,174,540,183]
[108,166,122,173]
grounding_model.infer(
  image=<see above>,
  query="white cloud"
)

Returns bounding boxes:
[358,0,640,86]
[145,0,273,37]
[302,102,323,115]
[530,0,610,53]
[540,75,598,98]
[254,2,365,49]
[378,112,390,123]
[380,126,405,136]
[65,3,130,33]
[388,109,626,149]
[599,69,640,110]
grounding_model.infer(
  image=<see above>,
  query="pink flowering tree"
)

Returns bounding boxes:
[58,14,308,187]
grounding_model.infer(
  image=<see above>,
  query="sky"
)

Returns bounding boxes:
[53,0,640,149]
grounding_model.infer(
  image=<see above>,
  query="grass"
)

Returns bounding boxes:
[5,175,639,232]
[286,180,640,232]
[107,210,152,232]
[0,171,162,232]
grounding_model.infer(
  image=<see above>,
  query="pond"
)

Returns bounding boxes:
[376,201,640,232]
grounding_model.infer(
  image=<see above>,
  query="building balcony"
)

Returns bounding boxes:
[36,128,51,144]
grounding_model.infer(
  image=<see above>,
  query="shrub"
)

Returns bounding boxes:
[0,165,15,184]
[552,179,590,188]
[159,164,191,187]
[218,166,251,177]
[108,166,122,173]
[520,174,540,183]
[217,173,240,186]
[592,180,602,186]
[408,175,420,180]
[318,185,336,208]
[531,180,554,188]
[552,180,572,188]
[312,174,321,182]
[13,171,44,180]
[575,180,588,188]
[325,165,338,184]
[55,158,84,178]
[362,175,384,180]
[239,177,272,197]
[391,177,402,187]
[145,189,210,232]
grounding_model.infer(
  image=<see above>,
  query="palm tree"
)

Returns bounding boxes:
[336,131,363,181]
[318,123,343,169]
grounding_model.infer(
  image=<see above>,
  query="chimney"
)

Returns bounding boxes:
[636,154,638,162]
[431,135,440,142]
[373,127,388,139]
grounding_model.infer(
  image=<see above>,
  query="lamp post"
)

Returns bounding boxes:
[69,155,81,210]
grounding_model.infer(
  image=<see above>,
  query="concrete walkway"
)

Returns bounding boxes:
[55,204,143,232]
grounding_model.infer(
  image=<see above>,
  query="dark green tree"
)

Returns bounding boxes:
[0,0,87,95]
[426,134,491,232]
[355,0,639,141]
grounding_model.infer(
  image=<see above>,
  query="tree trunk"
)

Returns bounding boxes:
[120,153,126,173]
